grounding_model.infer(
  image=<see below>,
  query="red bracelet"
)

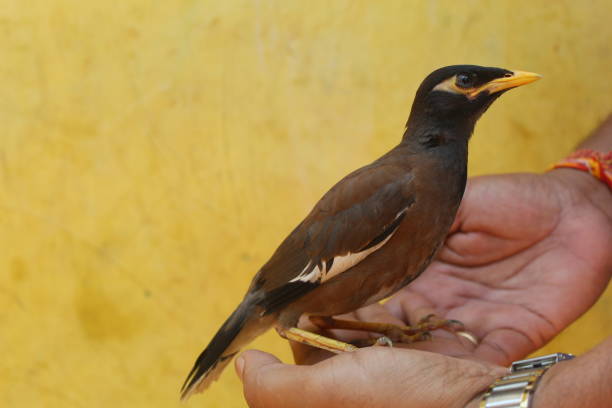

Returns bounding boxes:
[551,149,612,190]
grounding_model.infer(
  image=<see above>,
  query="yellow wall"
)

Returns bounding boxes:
[1,1,610,406]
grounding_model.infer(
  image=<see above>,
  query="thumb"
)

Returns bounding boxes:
[237,350,315,408]
[235,349,281,382]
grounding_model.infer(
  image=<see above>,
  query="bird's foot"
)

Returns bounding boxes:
[350,330,431,348]
[402,314,478,346]
[309,314,476,347]
[376,336,393,347]
[406,313,465,335]
[351,336,395,348]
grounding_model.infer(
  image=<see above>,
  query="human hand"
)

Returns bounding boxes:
[382,170,612,365]
[236,345,505,408]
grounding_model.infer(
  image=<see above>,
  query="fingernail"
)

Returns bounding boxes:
[235,355,245,381]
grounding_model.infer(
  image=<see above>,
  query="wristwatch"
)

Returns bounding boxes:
[479,353,574,408]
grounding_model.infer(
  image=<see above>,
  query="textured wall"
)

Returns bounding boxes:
[1,1,610,407]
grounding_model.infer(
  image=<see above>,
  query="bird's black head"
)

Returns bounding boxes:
[405,65,540,143]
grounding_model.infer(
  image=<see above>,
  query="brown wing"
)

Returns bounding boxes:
[249,160,415,313]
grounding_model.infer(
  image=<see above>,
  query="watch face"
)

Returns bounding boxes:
[511,353,574,372]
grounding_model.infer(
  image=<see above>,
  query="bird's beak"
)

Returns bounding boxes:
[469,70,541,98]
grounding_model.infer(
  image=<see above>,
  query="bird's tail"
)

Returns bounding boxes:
[180,300,268,400]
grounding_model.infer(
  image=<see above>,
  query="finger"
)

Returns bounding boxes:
[439,231,518,266]
[384,288,439,324]
[473,329,539,366]
[383,287,418,322]
[394,291,439,326]
[238,350,321,408]
[239,348,384,408]
[395,336,475,356]
[236,349,280,382]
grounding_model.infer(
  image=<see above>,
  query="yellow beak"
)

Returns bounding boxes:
[469,70,542,98]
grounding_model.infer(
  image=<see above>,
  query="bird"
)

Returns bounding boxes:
[180,65,541,400]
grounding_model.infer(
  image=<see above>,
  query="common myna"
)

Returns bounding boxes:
[180,65,540,399]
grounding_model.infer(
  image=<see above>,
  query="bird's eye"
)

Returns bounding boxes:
[456,73,475,89]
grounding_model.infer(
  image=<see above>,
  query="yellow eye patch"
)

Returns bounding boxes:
[432,71,541,100]
[432,75,476,97]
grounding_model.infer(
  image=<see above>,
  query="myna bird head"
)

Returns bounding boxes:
[405,65,541,143]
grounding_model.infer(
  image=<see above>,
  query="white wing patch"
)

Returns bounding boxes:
[289,208,407,284]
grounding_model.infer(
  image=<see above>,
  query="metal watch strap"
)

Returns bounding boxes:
[479,353,574,408]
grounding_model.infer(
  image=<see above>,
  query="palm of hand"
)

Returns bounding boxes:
[387,172,611,365]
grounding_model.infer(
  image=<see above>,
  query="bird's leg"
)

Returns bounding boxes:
[309,316,430,346]
[276,327,358,353]
[309,314,471,346]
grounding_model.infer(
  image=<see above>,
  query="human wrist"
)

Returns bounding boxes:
[453,364,508,408]
[528,357,569,408]
[464,361,561,408]
[532,338,612,407]
[546,167,612,220]
[466,353,580,408]
[471,338,612,408]
[551,149,611,190]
